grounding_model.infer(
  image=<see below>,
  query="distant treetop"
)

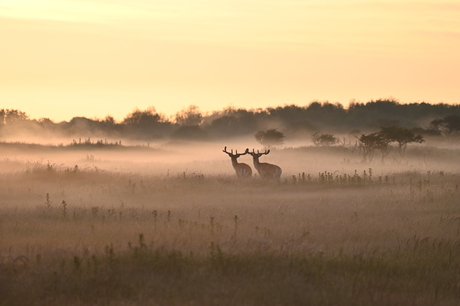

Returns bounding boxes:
[1,100,459,142]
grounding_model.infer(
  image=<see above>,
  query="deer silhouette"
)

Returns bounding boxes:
[222,147,252,178]
[247,149,282,179]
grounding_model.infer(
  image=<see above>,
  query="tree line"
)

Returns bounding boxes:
[1,99,460,143]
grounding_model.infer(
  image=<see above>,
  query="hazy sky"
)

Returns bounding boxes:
[1,0,459,122]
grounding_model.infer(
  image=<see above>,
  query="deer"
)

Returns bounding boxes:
[222,147,252,178]
[247,149,282,180]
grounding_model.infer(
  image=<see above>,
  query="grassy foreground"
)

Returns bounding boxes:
[1,158,460,305]
[2,235,460,306]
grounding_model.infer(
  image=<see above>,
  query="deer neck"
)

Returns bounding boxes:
[252,156,261,170]
[231,157,240,168]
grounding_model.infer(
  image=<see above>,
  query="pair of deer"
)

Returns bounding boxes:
[223,147,282,179]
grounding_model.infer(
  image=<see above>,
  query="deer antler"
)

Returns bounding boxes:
[224,147,247,157]
[248,149,260,156]
[248,149,271,156]
[237,149,250,156]
[223,146,234,156]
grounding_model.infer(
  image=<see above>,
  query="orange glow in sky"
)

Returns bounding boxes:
[1,0,459,122]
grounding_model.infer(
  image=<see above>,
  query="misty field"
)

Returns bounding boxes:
[1,141,460,305]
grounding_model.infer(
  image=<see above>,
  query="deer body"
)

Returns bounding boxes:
[248,149,282,180]
[223,147,252,178]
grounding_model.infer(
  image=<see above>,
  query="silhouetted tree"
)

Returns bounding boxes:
[38,118,55,131]
[0,109,29,125]
[171,126,208,140]
[302,101,347,130]
[267,104,315,131]
[411,127,442,137]
[122,107,164,126]
[430,115,460,135]
[206,108,258,137]
[255,129,285,147]
[357,132,391,163]
[121,107,172,139]
[312,133,340,146]
[0,109,4,126]
[103,116,116,125]
[379,126,424,157]
[2,100,460,142]
[175,105,203,126]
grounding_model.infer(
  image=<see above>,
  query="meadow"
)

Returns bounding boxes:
[1,140,460,305]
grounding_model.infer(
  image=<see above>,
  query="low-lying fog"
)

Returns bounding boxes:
[1,135,460,258]
[1,136,459,177]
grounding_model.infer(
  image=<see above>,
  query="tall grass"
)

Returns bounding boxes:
[1,158,460,305]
